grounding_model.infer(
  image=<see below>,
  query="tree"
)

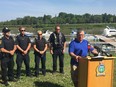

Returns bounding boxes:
[102,13,108,23]
[83,13,91,23]
[1,12,116,25]
[58,12,67,18]
[93,15,102,23]
[43,15,52,24]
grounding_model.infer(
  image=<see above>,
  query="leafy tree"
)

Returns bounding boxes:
[43,15,52,24]
[1,12,116,25]
[93,15,102,23]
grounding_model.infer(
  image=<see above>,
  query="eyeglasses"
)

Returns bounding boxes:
[20,30,25,32]
[38,34,42,35]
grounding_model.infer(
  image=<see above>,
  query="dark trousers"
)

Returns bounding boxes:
[1,57,14,82]
[52,53,64,72]
[16,53,31,77]
[34,54,46,75]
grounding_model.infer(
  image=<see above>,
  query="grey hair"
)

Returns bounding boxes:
[77,29,85,35]
[37,30,42,33]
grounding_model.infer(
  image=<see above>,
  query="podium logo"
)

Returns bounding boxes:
[96,63,105,76]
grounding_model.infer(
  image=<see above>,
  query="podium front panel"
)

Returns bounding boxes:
[78,58,114,87]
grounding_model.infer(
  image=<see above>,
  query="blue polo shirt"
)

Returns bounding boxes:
[69,39,94,66]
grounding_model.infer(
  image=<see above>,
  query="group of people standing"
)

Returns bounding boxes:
[0,25,98,87]
[0,25,66,86]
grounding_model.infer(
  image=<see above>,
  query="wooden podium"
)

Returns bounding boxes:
[78,56,115,87]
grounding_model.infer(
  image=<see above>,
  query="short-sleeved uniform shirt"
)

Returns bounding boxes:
[16,34,31,53]
[69,39,94,66]
[0,36,15,57]
[34,37,47,55]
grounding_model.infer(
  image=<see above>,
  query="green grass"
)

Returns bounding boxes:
[0,51,116,87]
[0,52,73,87]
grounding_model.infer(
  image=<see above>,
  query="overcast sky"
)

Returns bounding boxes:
[0,0,116,22]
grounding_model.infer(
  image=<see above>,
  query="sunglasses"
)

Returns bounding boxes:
[38,34,42,35]
[20,30,25,31]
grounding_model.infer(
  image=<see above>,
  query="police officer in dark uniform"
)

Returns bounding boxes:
[33,31,47,77]
[49,25,66,74]
[0,27,16,86]
[16,27,31,79]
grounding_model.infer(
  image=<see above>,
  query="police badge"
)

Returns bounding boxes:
[96,61,105,76]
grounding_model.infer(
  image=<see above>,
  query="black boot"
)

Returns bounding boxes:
[60,68,64,74]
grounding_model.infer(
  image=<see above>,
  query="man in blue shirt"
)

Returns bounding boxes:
[69,29,98,87]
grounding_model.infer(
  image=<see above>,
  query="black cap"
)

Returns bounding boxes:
[2,27,10,33]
